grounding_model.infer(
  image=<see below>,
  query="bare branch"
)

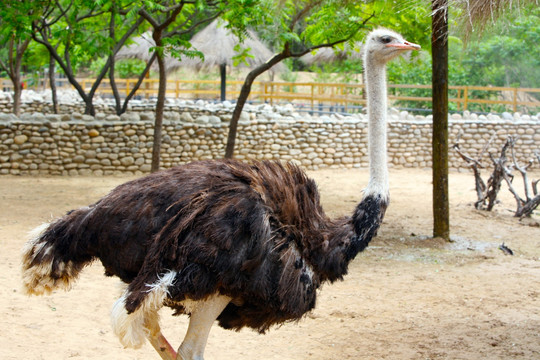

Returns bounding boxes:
[516,195,540,218]
[454,133,539,217]
[477,133,495,162]
[453,139,484,169]
[508,136,532,201]
[453,133,491,209]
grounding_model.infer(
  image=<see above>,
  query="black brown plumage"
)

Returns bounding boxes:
[22,29,420,360]
[23,160,386,331]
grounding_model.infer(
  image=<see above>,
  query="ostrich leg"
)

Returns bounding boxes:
[176,294,232,360]
[143,309,178,360]
[148,331,178,360]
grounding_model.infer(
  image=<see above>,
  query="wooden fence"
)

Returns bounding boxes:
[3,77,539,113]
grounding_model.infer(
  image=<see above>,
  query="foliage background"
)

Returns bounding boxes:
[301,1,539,113]
[1,0,538,114]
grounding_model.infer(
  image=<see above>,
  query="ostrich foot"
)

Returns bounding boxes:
[148,331,177,360]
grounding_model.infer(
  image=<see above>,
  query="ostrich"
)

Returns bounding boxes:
[21,28,419,360]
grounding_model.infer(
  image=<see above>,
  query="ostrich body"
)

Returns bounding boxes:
[22,29,419,360]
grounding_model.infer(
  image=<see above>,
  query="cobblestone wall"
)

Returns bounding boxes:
[1,101,539,176]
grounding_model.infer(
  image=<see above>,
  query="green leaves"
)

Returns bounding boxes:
[232,44,255,67]
[457,5,540,88]
[161,36,204,62]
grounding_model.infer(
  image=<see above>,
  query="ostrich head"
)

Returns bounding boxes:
[364,28,421,64]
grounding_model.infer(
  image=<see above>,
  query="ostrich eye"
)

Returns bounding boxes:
[380,36,392,44]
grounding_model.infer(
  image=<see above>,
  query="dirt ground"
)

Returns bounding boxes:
[1,168,539,360]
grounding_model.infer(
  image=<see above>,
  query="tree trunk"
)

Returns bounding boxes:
[120,54,157,114]
[31,15,143,117]
[224,53,286,159]
[222,32,363,159]
[84,99,96,116]
[109,2,122,115]
[11,48,24,117]
[5,37,31,117]
[224,73,255,158]
[151,48,166,172]
[32,30,95,116]
[12,77,22,117]
[109,57,122,115]
[48,53,59,114]
[431,0,450,240]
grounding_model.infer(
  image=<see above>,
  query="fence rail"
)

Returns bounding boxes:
[2,77,539,113]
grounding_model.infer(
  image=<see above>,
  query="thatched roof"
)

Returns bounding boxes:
[451,0,538,37]
[116,32,155,62]
[167,19,283,74]
[116,20,283,74]
[299,43,363,66]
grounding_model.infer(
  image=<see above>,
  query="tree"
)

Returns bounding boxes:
[428,0,537,240]
[132,0,227,172]
[31,0,144,115]
[224,0,374,158]
[130,0,268,172]
[0,1,43,115]
[138,1,194,173]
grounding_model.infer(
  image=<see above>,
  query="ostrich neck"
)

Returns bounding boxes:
[364,58,389,200]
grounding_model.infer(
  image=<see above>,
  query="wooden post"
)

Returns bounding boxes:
[145,71,150,99]
[432,0,450,240]
[463,86,468,111]
[220,63,227,102]
[311,85,314,111]
[513,87,518,112]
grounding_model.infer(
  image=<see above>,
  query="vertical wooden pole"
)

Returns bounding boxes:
[311,85,314,110]
[432,0,450,240]
[220,63,226,102]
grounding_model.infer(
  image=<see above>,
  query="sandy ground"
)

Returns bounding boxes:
[1,168,539,360]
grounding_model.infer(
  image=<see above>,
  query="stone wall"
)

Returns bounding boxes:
[1,100,539,176]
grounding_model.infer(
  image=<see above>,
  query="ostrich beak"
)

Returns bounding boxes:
[386,41,421,51]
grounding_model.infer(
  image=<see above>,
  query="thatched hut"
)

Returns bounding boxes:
[170,19,282,101]
[116,32,155,62]
[117,20,282,101]
[299,43,363,67]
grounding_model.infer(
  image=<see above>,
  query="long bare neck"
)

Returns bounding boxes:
[363,57,389,200]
